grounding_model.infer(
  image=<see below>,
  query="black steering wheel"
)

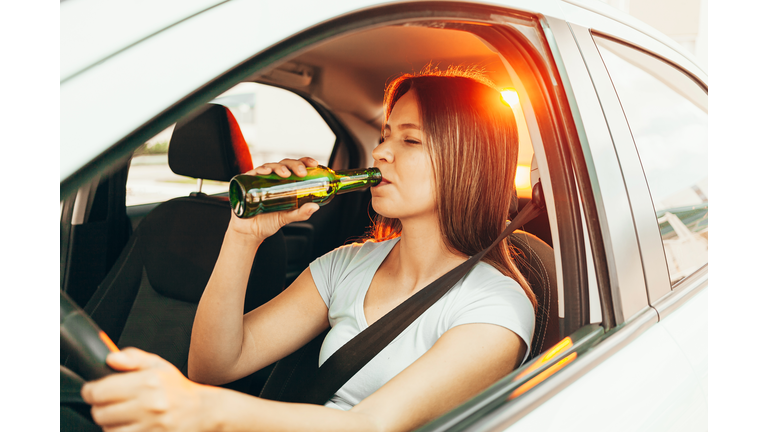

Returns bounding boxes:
[60,290,120,431]
[60,289,117,381]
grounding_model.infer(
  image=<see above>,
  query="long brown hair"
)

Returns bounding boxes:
[370,66,537,313]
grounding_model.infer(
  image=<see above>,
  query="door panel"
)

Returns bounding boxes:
[507,313,706,432]
[62,163,130,307]
[658,287,708,401]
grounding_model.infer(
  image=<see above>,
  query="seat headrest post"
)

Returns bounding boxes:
[531,182,545,210]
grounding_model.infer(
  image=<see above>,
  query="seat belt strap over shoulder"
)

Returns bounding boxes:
[300,183,546,405]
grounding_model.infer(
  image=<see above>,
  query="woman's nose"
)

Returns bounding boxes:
[372,138,394,163]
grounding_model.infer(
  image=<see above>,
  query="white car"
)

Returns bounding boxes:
[60,1,707,430]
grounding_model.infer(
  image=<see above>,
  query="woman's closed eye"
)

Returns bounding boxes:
[378,134,420,145]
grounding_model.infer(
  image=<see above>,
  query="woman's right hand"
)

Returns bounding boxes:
[228,157,321,242]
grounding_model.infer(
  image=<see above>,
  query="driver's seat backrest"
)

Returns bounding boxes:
[508,229,559,358]
[82,104,286,393]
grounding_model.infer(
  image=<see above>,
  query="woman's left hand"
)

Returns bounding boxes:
[81,347,214,432]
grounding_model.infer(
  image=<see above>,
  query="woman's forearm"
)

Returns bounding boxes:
[189,227,264,384]
[201,387,383,432]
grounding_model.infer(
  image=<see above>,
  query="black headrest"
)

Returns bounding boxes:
[168,104,253,181]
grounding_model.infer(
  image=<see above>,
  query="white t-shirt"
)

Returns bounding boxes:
[309,237,535,411]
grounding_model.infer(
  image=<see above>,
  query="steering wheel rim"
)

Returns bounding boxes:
[60,289,118,381]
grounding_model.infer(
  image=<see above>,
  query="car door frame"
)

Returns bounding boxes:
[562,2,709,324]
[573,26,709,306]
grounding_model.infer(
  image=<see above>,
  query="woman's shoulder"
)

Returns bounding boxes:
[443,261,536,358]
[311,237,399,276]
[448,262,535,322]
[325,237,398,262]
[461,261,526,296]
[310,238,400,308]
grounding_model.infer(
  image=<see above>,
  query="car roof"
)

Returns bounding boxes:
[61,0,225,83]
[60,0,704,184]
[61,0,694,83]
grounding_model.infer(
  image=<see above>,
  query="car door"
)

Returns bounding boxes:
[61,160,132,308]
[582,15,708,403]
[463,9,707,432]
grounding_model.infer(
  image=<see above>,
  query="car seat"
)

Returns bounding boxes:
[508,228,559,357]
[71,103,287,394]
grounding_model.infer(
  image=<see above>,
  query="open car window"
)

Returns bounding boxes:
[59,3,648,429]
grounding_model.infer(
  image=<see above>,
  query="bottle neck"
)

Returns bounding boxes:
[335,168,382,194]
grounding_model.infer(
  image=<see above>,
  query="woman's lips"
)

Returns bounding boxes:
[375,178,391,187]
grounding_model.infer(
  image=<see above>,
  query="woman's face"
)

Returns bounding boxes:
[371,89,437,222]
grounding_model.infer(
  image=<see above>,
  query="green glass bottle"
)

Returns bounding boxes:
[229,166,382,218]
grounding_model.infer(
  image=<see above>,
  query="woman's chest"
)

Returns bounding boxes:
[319,299,447,372]
[362,270,416,326]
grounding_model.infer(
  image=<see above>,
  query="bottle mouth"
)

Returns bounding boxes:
[370,167,382,184]
[229,179,246,218]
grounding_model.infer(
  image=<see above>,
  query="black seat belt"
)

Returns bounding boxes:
[293,183,546,405]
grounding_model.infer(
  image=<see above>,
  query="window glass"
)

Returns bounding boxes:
[594,36,707,284]
[126,83,337,206]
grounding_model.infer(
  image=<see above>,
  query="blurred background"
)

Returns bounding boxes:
[598,0,708,72]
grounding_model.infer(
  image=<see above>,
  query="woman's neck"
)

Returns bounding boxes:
[389,214,468,294]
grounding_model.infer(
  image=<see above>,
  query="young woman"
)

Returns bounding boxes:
[81,68,537,432]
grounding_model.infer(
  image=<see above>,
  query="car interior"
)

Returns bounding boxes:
[61,15,594,429]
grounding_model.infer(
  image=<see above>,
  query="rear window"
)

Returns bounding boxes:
[594,36,707,284]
